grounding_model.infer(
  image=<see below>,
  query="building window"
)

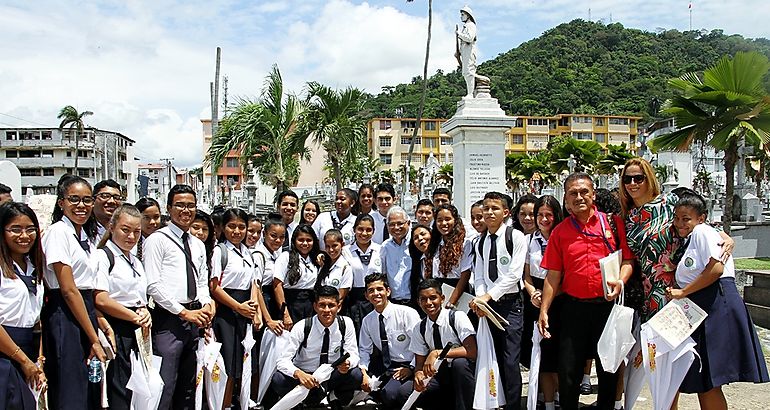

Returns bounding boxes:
[424,138,438,149]
[423,121,437,131]
[66,150,72,157]
[574,132,592,140]
[595,118,605,126]
[401,136,421,145]
[441,137,453,145]
[572,116,592,124]
[595,133,606,143]
[379,154,392,164]
[78,150,89,158]
[225,158,239,167]
[402,121,417,129]
[19,150,40,158]
[400,153,421,164]
[514,118,523,127]
[609,118,629,125]
[20,169,41,177]
[5,131,17,140]
[42,150,54,158]
[43,168,54,176]
[19,131,36,140]
[510,134,524,144]
[379,120,392,130]
[527,118,549,126]
[379,137,392,147]
[77,168,91,178]
[5,150,17,158]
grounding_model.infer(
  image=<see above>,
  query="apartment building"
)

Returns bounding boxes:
[367,118,451,173]
[201,119,244,193]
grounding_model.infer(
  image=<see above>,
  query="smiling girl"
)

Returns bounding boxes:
[424,204,472,309]
[342,214,382,332]
[316,230,353,303]
[273,225,322,329]
[313,188,358,249]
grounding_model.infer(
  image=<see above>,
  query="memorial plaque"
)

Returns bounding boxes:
[465,146,505,203]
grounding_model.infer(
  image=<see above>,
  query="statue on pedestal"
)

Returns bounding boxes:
[456,5,490,98]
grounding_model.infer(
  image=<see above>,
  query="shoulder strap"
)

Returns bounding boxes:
[448,309,458,340]
[299,316,347,354]
[301,318,313,348]
[338,316,346,355]
[419,317,429,349]
[505,225,514,256]
[476,231,488,262]
[607,213,621,250]
[419,311,459,350]
[158,231,199,276]
[217,243,228,272]
[101,247,115,274]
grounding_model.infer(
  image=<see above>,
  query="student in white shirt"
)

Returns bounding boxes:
[245,214,263,249]
[42,175,107,410]
[299,200,320,227]
[400,279,477,410]
[359,273,420,409]
[273,224,323,329]
[317,229,353,302]
[372,183,396,244]
[414,198,435,228]
[134,197,162,262]
[424,204,473,308]
[272,286,362,407]
[0,202,47,409]
[313,188,358,249]
[252,218,286,334]
[342,214,382,333]
[209,208,261,410]
[93,204,151,409]
[358,184,376,216]
[277,191,300,252]
[92,179,124,242]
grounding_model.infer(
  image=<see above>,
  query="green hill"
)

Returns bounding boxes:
[364,19,770,121]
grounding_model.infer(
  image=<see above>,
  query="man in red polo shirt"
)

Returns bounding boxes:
[538,172,633,410]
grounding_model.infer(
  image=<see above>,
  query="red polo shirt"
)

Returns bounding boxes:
[541,208,633,299]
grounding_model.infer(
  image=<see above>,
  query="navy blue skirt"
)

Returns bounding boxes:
[213,288,251,379]
[0,326,37,410]
[680,277,770,393]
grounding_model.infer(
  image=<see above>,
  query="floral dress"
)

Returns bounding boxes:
[625,192,682,322]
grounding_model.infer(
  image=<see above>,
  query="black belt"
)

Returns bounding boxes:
[182,300,202,310]
[565,295,608,304]
[498,292,521,301]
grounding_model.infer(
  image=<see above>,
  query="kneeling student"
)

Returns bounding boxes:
[272,286,362,408]
[400,279,477,410]
[359,273,421,409]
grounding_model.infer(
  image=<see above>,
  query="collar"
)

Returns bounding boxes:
[390,232,411,248]
[167,222,186,238]
[106,240,134,263]
[225,241,247,254]
[426,307,447,327]
[350,241,372,254]
[62,215,88,240]
[257,242,281,260]
[314,314,339,331]
[330,256,349,271]
[12,256,34,276]
[380,301,394,319]
[491,223,507,237]
[571,206,599,227]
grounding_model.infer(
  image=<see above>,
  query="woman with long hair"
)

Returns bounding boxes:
[93,204,151,409]
[341,214,381,333]
[134,197,162,261]
[316,229,353,303]
[273,224,322,329]
[511,193,538,235]
[313,188,358,249]
[0,202,47,409]
[299,200,320,226]
[42,174,106,409]
[408,224,432,311]
[424,204,472,308]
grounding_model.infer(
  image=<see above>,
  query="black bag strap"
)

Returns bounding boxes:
[301,316,347,355]
[158,231,199,277]
[101,247,116,274]
[419,309,457,350]
[217,243,229,272]
[505,225,514,256]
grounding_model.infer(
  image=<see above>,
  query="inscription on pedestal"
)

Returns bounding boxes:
[465,146,505,205]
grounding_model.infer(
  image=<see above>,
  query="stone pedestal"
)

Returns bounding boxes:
[442,97,518,218]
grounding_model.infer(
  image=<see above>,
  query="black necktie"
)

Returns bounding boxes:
[320,327,330,364]
[432,322,442,350]
[382,221,390,240]
[14,266,37,295]
[356,250,371,266]
[488,233,499,282]
[182,232,197,301]
[74,235,90,254]
[121,254,140,277]
[283,228,290,252]
[379,314,391,369]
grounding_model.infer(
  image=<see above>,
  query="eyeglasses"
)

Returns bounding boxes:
[5,227,38,236]
[387,221,407,228]
[622,174,646,185]
[95,192,125,202]
[172,203,197,211]
[65,195,95,206]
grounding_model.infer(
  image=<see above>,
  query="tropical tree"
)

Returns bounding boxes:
[648,51,770,233]
[58,105,93,170]
[653,164,679,184]
[595,143,636,175]
[435,163,453,186]
[302,82,367,191]
[507,151,559,194]
[549,136,601,173]
[205,65,310,194]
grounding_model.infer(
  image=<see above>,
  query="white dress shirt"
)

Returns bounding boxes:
[428,238,473,279]
[380,234,413,300]
[525,231,549,280]
[323,257,353,290]
[42,216,97,290]
[409,308,476,356]
[273,252,318,290]
[211,241,257,290]
[143,223,211,315]
[359,303,420,370]
[342,242,382,288]
[94,240,148,308]
[313,212,356,250]
[370,210,389,244]
[676,223,735,286]
[472,224,527,301]
[252,241,281,285]
[276,315,359,375]
[0,258,43,328]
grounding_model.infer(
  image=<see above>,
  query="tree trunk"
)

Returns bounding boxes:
[404,0,432,203]
[757,155,764,199]
[332,158,342,192]
[723,140,738,235]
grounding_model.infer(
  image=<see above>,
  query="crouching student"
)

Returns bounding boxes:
[400,279,477,410]
[359,273,421,409]
[272,286,362,408]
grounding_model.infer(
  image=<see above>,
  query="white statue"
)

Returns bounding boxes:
[456,5,489,98]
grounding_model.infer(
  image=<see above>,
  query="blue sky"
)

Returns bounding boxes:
[0,0,767,167]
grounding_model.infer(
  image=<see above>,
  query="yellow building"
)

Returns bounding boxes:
[368,114,641,172]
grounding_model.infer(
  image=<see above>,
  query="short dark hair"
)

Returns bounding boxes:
[135,197,160,213]
[0,183,11,195]
[563,172,593,191]
[375,183,396,198]
[167,184,196,207]
[432,187,451,200]
[263,217,286,233]
[483,191,507,203]
[315,285,340,301]
[277,190,299,205]
[417,278,442,294]
[416,198,434,209]
[93,179,121,195]
[503,193,514,210]
[674,192,708,216]
[594,188,621,215]
[365,272,390,289]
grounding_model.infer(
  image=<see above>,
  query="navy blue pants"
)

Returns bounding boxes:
[151,307,200,410]
[367,358,411,409]
[489,294,524,410]
[399,358,476,410]
[104,314,140,410]
[271,367,363,405]
[0,326,37,410]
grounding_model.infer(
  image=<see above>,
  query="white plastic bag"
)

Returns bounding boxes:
[597,286,636,373]
[473,317,506,409]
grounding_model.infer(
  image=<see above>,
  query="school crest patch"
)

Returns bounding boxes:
[331,279,340,286]
[397,334,407,342]
[684,257,694,268]
[344,233,352,242]
[500,256,510,266]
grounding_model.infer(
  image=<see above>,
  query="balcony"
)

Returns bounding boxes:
[526,124,550,134]
[608,133,630,145]
[608,124,630,133]
[1,139,70,149]
[14,157,95,168]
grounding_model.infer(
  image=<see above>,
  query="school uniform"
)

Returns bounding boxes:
[342,242,382,332]
[322,256,353,291]
[400,308,477,410]
[359,303,420,409]
[0,258,43,410]
[380,235,414,305]
[211,241,257,381]
[313,211,356,250]
[675,224,769,393]
[272,315,362,405]
[143,223,211,410]
[41,216,101,409]
[281,221,298,252]
[94,241,148,410]
[273,252,319,321]
[473,223,528,410]
[253,242,281,319]
[427,238,473,288]
[371,210,390,244]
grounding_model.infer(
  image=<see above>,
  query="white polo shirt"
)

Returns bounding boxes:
[359,303,420,370]
[273,252,318,290]
[95,240,148,308]
[676,224,735,287]
[43,216,97,290]
[252,241,281,285]
[322,257,353,290]
[211,241,257,290]
[428,238,474,279]
[313,211,356,250]
[525,231,549,280]
[342,242,382,288]
[409,308,476,356]
[276,315,359,375]
[0,258,43,328]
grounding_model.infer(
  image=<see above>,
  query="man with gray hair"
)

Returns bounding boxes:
[380,206,416,307]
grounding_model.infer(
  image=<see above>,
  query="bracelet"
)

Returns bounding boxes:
[10,347,20,359]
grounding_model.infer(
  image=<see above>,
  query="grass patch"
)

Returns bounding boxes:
[735,257,770,271]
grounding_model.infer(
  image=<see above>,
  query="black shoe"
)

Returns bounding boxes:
[329,400,344,410]
[579,381,592,395]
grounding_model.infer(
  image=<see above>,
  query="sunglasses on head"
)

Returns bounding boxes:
[622,174,646,184]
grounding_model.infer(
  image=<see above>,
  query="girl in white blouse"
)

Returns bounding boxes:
[317,229,353,301]
[273,224,322,330]
[93,204,151,409]
[424,204,473,308]
[342,214,381,332]
[0,202,47,409]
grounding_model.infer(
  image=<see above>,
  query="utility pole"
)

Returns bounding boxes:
[161,157,174,192]
[210,47,222,207]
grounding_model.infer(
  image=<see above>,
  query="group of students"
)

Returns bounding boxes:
[0,164,767,410]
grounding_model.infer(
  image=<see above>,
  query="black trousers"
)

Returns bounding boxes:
[367,358,411,409]
[558,297,618,410]
[104,314,140,410]
[489,294,524,410]
[151,307,201,410]
[399,358,476,410]
[0,326,37,410]
[271,367,364,405]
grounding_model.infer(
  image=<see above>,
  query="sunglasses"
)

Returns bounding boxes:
[622,174,646,184]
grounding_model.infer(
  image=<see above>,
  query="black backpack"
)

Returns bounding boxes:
[418,309,459,350]
[473,225,515,266]
[300,316,347,356]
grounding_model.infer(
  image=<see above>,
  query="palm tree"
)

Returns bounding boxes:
[507,151,559,194]
[404,0,433,202]
[549,137,602,174]
[648,51,770,233]
[302,82,367,191]
[435,163,453,186]
[205,65,310,194]
[595,143,636,175]
[58,105,93,171]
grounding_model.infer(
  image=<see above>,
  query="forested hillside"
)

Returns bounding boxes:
[364,19,770,121]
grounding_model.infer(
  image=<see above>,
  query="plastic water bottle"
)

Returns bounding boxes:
[88,358,103,383]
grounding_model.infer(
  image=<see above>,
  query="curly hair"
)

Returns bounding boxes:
[425,204,465,277]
